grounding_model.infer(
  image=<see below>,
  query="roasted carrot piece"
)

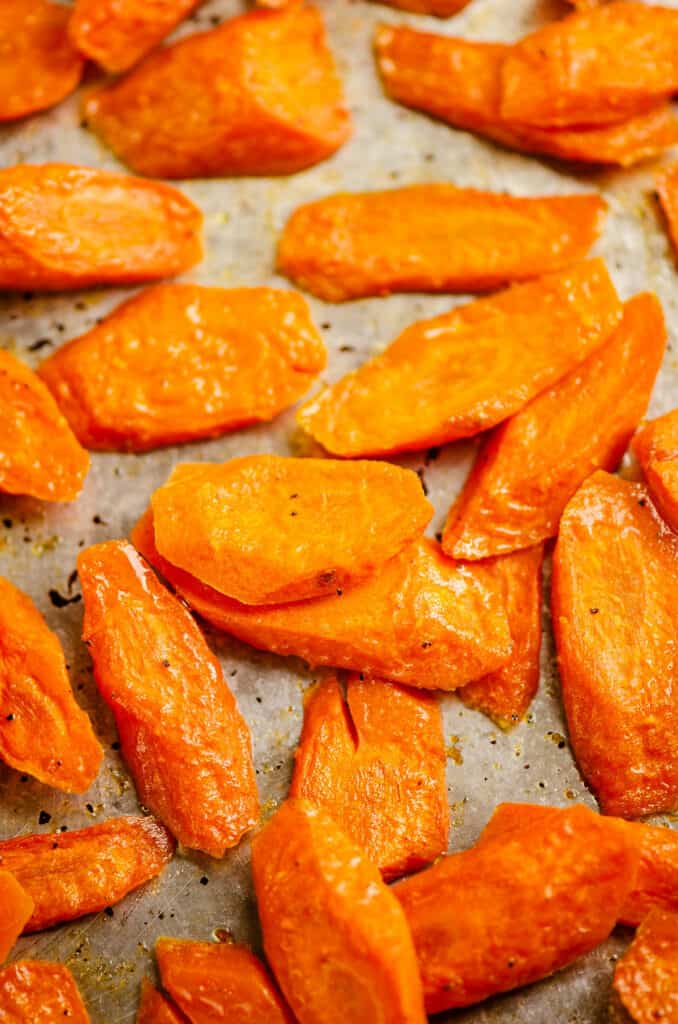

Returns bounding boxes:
[0,873,33,964]
[0,576,102,792]
[290,674,449,880]
[552,471,678,819]
[376,0,471,14]
[457,545,543,728]
[0,164,202,292]
[0,961,90,1023]
[278,186,607,302]
[252,799,427,1024]
[0,350,89,502]
[150,457,432,605]
[156,939,294,1024]
[613,909,678,1024]
[396,802,638,1013]
[0,816,174,933]
[656,164,678,265]
[69,0,201,73]
[633,409,678,533]
[38,286,326,453]
[0,0,84,122]
[78,541,259,858]
[298,260,621,457]
[132,510,512,692]
[83,6,351,179]
[138,979,189,1024]
[444,294,666,560]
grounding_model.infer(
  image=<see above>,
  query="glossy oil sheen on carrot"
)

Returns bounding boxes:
[0,961,90,1023]
[613,908,678,1023]
[69,0,201,72]
[137,979,189,1024]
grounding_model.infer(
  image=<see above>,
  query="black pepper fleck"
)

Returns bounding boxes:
[38,811,51,825]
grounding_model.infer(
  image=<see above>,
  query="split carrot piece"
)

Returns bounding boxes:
[278,186,607,302]
[150,456,432,605]
[552,471,678,818]
[633,408,678,533]
[0,350,89,502]
[0,873,33,964]
[443,293,666,559]
[78,541,259,858]
[132,510,512,692]
[252,799,427,1024]
[0,576,102,792]
[395,802,638,1013]
[0,0,84,122]
[83,6,351,179]
[138,979,188,1024]
[377,0,471,14]
[290,674,449,880]
[0,961,90,1023]
[0,816,174,933]
[38,286,326,453]
[613,909,678,1024]
[156,939,294,1024]
[69,0,201,73]
[456,545,543,729]
[298,259,621,457]
[0,164,202,292]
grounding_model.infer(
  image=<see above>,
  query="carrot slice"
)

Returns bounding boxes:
[0,816,174,933]
[0,961,90,1023]
[252,799,426,1024]
[444,293,666,559]
[0,350,89,502]
[278,185,607,302]
[156,939,294,1023]
[38,286,326,453]
[656,164,678,266]
[395,802,638,1013]
[0,0,84,122]
[138,979,188,1024]
[0,164,202,292]
[69,0,201,73]
[613,908,678,1024]
[633,409,678,533]
[0,873,33,963]
[377,0,470,13]
[290,674,448,880]
[150,457,432,605]
[132,509,512,692]
[298,260,621,457]
[78,541,259,858]
[0,576,102,792]
[456,545,543,728]
[552,471,678,818]
[83,6,351,179]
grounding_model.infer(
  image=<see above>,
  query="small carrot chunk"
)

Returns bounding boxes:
[377,0,470,13]
[290,674,448,880]
[656,164,678,267]
[132,510,512,692]
[0,816,174,933]
[278,186,607,302]
[78,541,259,858]
[151,456,432,605]
[396,802,638,1013]
[0,873,33,963]
[0,164,202,292]
[613,909,678,1024]
[83,6,351,179]
[0,350,89,502]
[69,0,200,73]
[0,0,84,122]
[633,408,678,533]
[552,471,678,818]
[252,799,427,1024]
[444,293,666,559]
[156,939,293,1024]
[38,286,326,453]
[298,260,621,457]
[137,979,188,1024]
[0,576,102,792]
[0,961,90,1023]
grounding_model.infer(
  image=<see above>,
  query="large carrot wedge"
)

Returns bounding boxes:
[613,909,678,1023]
[138,979,189,1024]
[0,817,174,933]
[278,186,607,302]
[290,674,448,880]
[0,576,102,792]
[444,294,666,560]
[633,409,678,534]
[298,260,621,457]
[38,286,326,453]
[252,799,427,1024]
[0,962,90,1023]
[69,0,201,73]
[132,510,512,692]
[78,541,259,858]
[457,545,543,729]
[0,873,33,963]
[0,164,202,292]
[83,6,351,179]
[156,939,294,1024]
[395,803,637,1013]
[0,0,84,122]
[552,471,678,818]
[150,457,432,605]
[0,350,89,502]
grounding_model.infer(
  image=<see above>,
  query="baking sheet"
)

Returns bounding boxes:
[1,0,677,1020]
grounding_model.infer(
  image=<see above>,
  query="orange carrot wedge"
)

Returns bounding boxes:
[633,408,678,533]
[0,873,33,963]
[69,0,201,73]
[613,909,678,1023]
[0,961,90,1022]
[137,979,189,1024]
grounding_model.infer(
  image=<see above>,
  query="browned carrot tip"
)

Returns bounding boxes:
[632,405,678,534]
[613,908,678,1024]
[137,978,189,1024]
[69,0,201,73]
[0,873,33,963]
[0,961,91,1022]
